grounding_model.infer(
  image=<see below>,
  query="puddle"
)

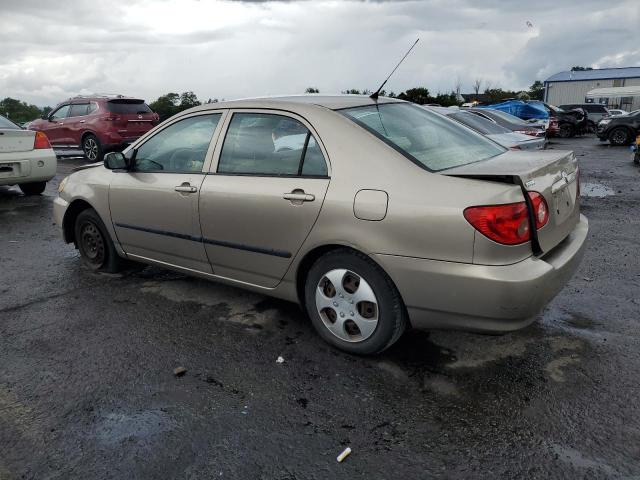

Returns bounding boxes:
[580,182,615,197]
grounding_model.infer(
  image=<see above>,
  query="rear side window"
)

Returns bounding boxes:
[449,111,510,135]
[134,114,221,173]
[217,113,328,176]
[69,104,89,117]
[107,100,152,114]
[0,115,20,129]
[342,103,505,171]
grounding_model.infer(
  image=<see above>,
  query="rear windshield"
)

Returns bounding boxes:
[0,114,20,130]
[474,109,530,126]
[449,111,511,135]
[341,103,505,171]
[107,100,152,114]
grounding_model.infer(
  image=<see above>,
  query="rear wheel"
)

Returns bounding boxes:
[74,208,126,272]
[19,182,46,195]
[609,127,631,146]
[304,249,407,355]
[82,134,103,162]
[558,123,574,138]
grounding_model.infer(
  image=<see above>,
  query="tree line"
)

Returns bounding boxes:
[1,75,558,125]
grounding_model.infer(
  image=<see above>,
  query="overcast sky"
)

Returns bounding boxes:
[1,0,638,107]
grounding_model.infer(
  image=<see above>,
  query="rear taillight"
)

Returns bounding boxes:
[515,130,539,137]
[33,131,51,149]
[464,191,549,245]
[464,201,531,245]
[528,192,549,229]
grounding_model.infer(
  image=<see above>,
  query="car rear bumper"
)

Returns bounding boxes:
[374,214,588,333]
[0,149,57,186]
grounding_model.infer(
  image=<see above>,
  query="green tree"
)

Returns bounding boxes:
[397,87,432,105]
[0,97,44,123]
[483,87,517,103]
[179,91,201,109]
[528,80,544,100]
[149,91,201,121]
[305,87,319,93]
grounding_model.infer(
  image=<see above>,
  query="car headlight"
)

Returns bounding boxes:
[599,119,611,125]
[58,176,69,194]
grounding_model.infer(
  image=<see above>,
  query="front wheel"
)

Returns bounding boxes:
[304,249,407,355]
[74,208,126,272]
[82,134,103,162]
[609,127,631,146]
[19,182,46,195]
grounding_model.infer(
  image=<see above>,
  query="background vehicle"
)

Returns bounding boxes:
[597,109,640,146]
[54,96,586,355]
[28,95,159,162]
[430,107,545,150]
[543,103,588,138]
[608,109,629,117]
[0,114,56,195]
[466,108,547,137]
[559,103,610,131]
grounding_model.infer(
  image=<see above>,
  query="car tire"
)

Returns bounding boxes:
[558,123,574,138]
[18,181,46,195]
[74,208,126,273]
[304,249,408,355]
[82,134,103,162]
[609,127,631,146]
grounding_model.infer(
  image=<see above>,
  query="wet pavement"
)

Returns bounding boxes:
[1,137,639,479]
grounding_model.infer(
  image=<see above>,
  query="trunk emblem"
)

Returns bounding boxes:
[137,115,142,119]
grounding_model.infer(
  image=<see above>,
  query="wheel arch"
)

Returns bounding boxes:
[62,199,95,244]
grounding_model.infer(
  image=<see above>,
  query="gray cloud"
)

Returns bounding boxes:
[0,0,637,107]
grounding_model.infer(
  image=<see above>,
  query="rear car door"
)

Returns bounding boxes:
[109,112,225,272]
[66,103,90,147]
[199,110,330,288]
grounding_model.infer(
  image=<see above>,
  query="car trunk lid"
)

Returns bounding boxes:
[106,99,156,135]
[443,149,580,253]
[0,128,35,153]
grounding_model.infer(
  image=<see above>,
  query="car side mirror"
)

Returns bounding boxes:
[104,152,129,170]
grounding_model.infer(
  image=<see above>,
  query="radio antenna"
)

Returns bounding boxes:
[370,38,419,100]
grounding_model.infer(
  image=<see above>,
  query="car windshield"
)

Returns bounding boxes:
[0,114,20,130]
[448,111,511,135]
[341,103,505,171]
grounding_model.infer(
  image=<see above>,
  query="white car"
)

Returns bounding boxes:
[0,114,57,195]
[608,109,628,117]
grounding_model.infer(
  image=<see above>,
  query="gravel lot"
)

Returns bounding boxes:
[1,136,639,479]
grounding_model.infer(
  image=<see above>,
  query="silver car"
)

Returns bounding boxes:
[54,96,587,354]
[431,107,546,150]
[0,114,56,195]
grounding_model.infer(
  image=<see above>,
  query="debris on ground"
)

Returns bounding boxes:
[173,366,187,377]
[276,356,285,364]
[337,447,352,463]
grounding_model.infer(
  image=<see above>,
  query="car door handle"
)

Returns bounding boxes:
[283,192,315,202]
[79,120,86,123]
[175,184,198,193]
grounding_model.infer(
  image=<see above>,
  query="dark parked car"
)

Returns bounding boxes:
[543,103,588,138]
[559,103,610,130]
[466,108,546,137]
[29,95,159,161]
[597,109,640,146]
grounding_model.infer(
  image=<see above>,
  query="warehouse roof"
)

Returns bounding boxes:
[545,67,640,83]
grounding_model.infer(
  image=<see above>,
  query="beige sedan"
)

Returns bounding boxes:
[54,96,588,354]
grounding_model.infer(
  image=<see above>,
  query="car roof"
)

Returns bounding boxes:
[185,95,404,114]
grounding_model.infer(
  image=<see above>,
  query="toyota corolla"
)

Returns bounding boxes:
[54,96,588,354]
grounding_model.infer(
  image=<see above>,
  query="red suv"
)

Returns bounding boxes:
[29,95,159,161]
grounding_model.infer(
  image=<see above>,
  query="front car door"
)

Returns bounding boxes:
[66,103,90,147]
[44,104,71,147]
[109,111,226,272]
[199,110,330,288]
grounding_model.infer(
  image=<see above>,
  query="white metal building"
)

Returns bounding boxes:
[544,67,640,112]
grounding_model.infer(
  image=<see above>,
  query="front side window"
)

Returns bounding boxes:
[50,105,70,120]
[69,104,89,117]
[217,113,327,176]
[342,103,505,171]
[133,114,221,173]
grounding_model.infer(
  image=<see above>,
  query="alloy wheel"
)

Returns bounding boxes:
[315,269,379,342]
[84,138,99,161]
[611,130,627,145]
